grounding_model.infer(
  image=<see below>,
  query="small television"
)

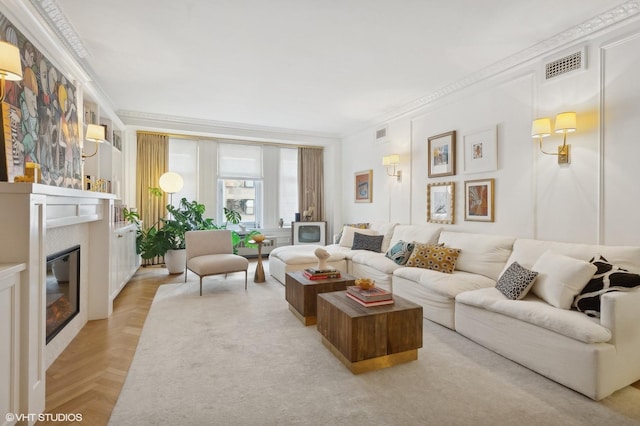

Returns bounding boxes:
[292,221,326,245]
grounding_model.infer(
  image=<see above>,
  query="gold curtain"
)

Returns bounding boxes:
[136,132,169,265]
[297,147,324,221]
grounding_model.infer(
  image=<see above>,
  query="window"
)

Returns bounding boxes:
[218,144,263,228]
[218,179,262,227]
[279,148,298,225]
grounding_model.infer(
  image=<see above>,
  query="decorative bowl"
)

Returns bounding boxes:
[355,278,375,290]
[252,234,266,243]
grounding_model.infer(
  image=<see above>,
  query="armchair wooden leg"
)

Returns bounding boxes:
[244,270,247,290]
[200,276,203,296]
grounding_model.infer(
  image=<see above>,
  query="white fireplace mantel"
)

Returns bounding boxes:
[0,182,117,422]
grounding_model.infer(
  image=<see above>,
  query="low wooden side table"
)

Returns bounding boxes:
[317,291,423,374]
[285,271,355,325]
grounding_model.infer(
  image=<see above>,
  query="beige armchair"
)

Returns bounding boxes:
[185,230,249,295]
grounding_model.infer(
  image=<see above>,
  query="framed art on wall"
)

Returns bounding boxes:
[427,181,455,224]
[463,125,497,174]
[464,178,494,222]
[354,169,373,203]
[428,130,456,178]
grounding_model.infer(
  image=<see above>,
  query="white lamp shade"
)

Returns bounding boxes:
[159,172,184,194]
[531,118,551,138]
[382,154,400,166]
[554,112,577,134]
[85,124,106,142]
[0,41,23,81]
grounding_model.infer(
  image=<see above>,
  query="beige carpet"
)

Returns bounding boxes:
[110,266,640,425]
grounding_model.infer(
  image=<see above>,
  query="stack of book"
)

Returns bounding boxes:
[346,285,394,307]
[303,267,341,280]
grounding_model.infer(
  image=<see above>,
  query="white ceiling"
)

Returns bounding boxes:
[48,0,626,136]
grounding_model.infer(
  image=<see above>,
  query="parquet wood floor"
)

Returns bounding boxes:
[39,265,182,426]
[38,263,640,425]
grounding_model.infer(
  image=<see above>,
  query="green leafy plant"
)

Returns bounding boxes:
[139,198,218,259]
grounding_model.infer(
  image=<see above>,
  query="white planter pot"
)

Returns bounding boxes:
[165,249,186,274]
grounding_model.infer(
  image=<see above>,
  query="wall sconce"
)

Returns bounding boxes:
[0,41,23,102]
[82,124,106,158]
[531,112,576,164]
[382,154,401,181]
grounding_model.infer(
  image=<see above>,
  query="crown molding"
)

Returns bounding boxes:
[355,0,640,136]
[27,0,88,58]
[118,110,341,145]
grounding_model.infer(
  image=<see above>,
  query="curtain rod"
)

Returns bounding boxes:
[135,130,324,150]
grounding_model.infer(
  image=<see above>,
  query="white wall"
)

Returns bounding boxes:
[341,20,640,246]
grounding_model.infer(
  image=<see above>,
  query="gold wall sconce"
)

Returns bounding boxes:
[531,112,576,164]
[382,154,401,181]
[82,124,106,158]
[0,41,23,102]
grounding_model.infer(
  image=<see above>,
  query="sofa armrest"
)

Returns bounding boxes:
[600,289,640,349]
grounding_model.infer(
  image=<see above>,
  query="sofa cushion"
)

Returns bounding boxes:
[385,240,415,265]
[338,226,379,248]
[394,267,496,299]
[438,231,515,280]
[271,245,346,264]
[495,261,538,300]
[352,251,402,275]
[531,251,597,309]
[503,239,640,275]
[456,287,612,344]
[351,232,384,252]
[406,244,460,273]
[573,254,640,317]
[335,222,369,244]
[368,222,399,253]
[388,224,441,248]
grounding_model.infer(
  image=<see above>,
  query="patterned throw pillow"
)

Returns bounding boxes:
[385,240,415,265]
[351,232,384,252]
[335,223,369,243]
[573,254,640,317]
[406,243,461,274]
[496,262,539,300]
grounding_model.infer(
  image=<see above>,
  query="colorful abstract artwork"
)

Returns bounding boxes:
[0,13,82,188]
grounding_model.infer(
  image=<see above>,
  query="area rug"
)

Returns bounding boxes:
[109,270,640,425]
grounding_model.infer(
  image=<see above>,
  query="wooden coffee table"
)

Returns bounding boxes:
[285,271,355,325]
[316,291,423,374]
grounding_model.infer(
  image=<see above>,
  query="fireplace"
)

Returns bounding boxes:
[46,245,80,344]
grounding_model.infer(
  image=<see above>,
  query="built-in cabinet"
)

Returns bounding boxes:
[0,263,25,426]
[111,223,140,298]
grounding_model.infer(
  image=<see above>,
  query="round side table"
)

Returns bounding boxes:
[250,239,270,283]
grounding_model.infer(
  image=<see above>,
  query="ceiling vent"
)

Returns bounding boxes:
[544,48,586,81]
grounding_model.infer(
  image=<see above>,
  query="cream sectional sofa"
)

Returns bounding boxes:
[268,223,640,400]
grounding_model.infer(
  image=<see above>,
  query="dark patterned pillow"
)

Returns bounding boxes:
[385,240,415,265]
[573,254,640,317]
[351,232,384,252]
[496,262,539,300]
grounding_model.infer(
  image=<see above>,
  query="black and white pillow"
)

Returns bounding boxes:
[351,232,384,252]
[496,261,539,300]
[573,254,640,317]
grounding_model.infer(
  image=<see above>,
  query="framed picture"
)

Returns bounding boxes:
[463,125,497,174]
[464,178,495,222]
[427,181,455,224]
[428,130,456,178]
[355,169,373,203]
